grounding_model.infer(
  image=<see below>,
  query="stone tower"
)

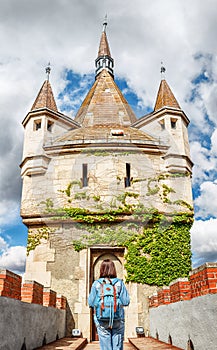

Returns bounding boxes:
[20,21,193,339]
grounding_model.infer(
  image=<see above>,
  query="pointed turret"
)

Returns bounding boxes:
[74,18,136,127]
[154,77,180,112]
[95,16,114,78]
[31,79,58,112]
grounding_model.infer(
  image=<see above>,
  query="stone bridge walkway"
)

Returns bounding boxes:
[36,337,184,350]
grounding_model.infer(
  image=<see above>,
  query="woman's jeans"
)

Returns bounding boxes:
[96,320,125,350]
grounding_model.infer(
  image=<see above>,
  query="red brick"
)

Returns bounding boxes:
[149,293,158,308]
[158,287,170,305]
[0,269,21,300]
[21,280,43,304]
[43,288,57,307]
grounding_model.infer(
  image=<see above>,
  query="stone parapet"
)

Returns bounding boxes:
[21,280,44,304]
[169,278,191,303]
[149,292,158,308]
[43,287,57,307]
[56,295,67,309]
[190,262,217,297]
[0,269,22,300]
[0,269,66,310]
[158,286,170,305]
[149,262,217,307]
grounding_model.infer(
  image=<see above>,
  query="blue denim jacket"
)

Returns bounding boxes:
[88,278,130,325]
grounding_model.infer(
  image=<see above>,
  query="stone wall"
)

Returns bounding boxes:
[0,269,66,350]
[149,263,217,349]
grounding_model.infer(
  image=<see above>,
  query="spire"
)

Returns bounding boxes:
[154,71,180,112]
[95,16,114,78]
[31,66,58,112]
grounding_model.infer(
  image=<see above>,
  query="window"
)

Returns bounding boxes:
[47,120,53,132]
[111,129,124,136]
[34,119,41,131]
[171,118,177,129]
[125,163,131,187]
[82,164,88,187]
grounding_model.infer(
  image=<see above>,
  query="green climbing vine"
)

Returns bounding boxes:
[27,227,55,255]
[33,171,193,286]
[124,212,193,286]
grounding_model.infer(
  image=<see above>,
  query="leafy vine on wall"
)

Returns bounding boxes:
[30,171,193,286]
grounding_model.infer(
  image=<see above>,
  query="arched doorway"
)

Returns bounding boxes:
[89,247,125,341]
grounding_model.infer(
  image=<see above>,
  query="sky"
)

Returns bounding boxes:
[1,0,217,274]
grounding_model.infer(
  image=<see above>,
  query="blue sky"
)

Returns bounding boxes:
[1,0,217,274]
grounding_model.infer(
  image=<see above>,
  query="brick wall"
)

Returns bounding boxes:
[149,262,217,307]
[0,269,22,300]
[0,269,66,309]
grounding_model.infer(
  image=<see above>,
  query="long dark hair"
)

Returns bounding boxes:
[99,259,117,278]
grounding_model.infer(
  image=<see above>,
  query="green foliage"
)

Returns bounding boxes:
[59,180,82,197]
[173,200,194,211]
[40,198,54,212]
[74,191,89,200]
[124,213,193,286]
[116,191,139,204]
[37,173,193,286]
[73,224,138,250]
[63,206,130,223]
[71,211,193,286]
[146,179,160,196]
[27,227,55,255]
[93,195,101,202]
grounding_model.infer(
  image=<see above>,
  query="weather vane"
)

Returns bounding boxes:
[103,14,108,32]
[45,62,51,80]
[160,61,166,79]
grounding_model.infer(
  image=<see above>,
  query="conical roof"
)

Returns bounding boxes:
[31,80,58,112]
[74,69,137,127]
[98,30,111,57]
[154,79,180,112]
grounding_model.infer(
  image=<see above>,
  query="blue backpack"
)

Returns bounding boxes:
[94,278,122,328]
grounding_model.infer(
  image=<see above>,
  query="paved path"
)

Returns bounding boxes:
[36,337,87,349]
[129,337,184,350]
[82,341,135,350]
[36,337,184,350]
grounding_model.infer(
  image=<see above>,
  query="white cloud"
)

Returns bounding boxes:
[1,0,217,267]
[211,129,217,155]
[0,245,26,274]
[191,218,217,267]
[0,237,8,253]
[194,181,217,218]
[0,200,21,226]
[190,141,217,185]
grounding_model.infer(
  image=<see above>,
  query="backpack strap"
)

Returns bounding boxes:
[113,283,117,313]
[100,282,104,316]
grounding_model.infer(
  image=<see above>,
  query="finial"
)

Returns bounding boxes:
[45,62,51,80]
[103,14,108,32]
[160,61,166,79]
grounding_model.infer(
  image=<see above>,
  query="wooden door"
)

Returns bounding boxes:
[90,249,124,341]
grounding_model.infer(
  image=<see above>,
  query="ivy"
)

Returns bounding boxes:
[146,178,160,196]
[36,176,194,286]
[73,224,138,250]
[27,227,55,255]
[74,191,89,200]
[40,198,54,212]
[124,213,193,286]
[71,211,193,286]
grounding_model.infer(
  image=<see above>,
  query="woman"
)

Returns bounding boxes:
[88,259,130,350]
